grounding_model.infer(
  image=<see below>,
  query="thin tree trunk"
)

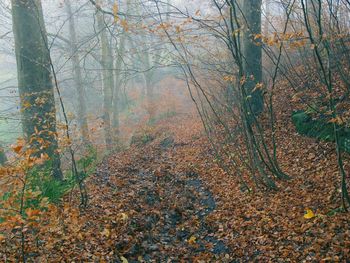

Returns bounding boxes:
[97,10,113,149]
[264,0,271,36]
[145,75,155,120]
[142,45,157,120]
[112,35,127,144]
[65,0,90,144]
[112,78,120,144]
[11,0,63,180]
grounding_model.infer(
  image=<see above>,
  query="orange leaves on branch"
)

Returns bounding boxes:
[11,138,25,154]
[113,2,119,23]
[224,75,235,82]
[0,133,61,258]
[121,19,129,32]
[22,100,31,110]
[254,33,262,40]
[328,116,344,125]
[253,82,264,92]
[175,25,181,34]
[25,208,41,219]
[240,76,246,85]
[256,32,307,49]
[59,136,72,148]
[156,22,171,32]
[34,153,49,165]
[12,144,23,154]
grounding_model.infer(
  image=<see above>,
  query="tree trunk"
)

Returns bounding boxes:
[240,0,264,116]
[11,0,63,180]
[142,47,156,120]
[264,0,271,36]
[112,35,127,144]
[0,144,7,165]
[262,0,271,83]
[97,10,114,149]
[112,73,120,144]
[145,74,155,120]
[65,0,90,144]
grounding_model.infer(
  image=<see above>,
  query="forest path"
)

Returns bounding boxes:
[95,115,231,262]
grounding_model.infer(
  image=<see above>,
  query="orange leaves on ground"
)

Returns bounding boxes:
[188,235,197,245]
[117,212,128,222]
[1,73,349,261]
[101,227,111,238]
[303,209,316,219]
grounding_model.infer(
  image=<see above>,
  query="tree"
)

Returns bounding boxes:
[112,32,126,144]
[263,0,271,36]
[65,0,90,144]
[111,0,133,145]
[0,144,6,165]
[143,46,164,121]
[96,8,114,149]
[11,0,63,179]
[240,0,264,116]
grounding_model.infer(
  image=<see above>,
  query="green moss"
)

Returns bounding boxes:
[292,110,350,153]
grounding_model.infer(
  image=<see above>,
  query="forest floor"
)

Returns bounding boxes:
[47,105,350,262]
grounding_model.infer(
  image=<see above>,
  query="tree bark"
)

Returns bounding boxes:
[65,0,90,144]
[112,69,120,144]
[263,0,271,36]
[112,35,127,144]
[240,0,264,116]
[145,73,155,120]
[0,144,6,165]
[11,0,63,179]
[96,10,114,149]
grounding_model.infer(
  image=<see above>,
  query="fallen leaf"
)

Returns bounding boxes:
[120,256,128,263]
[101,228,111,238]
[118,212,128,221]
[304,209,315,219]
[188,235,196,245]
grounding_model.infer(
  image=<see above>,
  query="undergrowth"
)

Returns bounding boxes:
[28,146,97,205]
[292,110,350,153]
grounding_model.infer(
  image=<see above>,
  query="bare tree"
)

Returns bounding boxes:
[96,7,114,149]
[65,0,90,144]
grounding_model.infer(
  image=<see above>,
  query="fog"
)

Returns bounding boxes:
[0,0,288,146]
[0,0,194,148]
[1,0,350,261]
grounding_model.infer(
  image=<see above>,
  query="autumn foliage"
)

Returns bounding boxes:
[1,0,350,262]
